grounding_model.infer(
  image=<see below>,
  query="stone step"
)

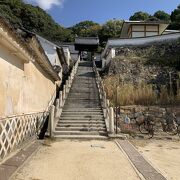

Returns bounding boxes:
[62,111,103,114]
[61,111,103,114]
[54,135,108,139]
[58,121,105,124]
[59,118,104,121]
[67,98,100,101]
[60,116,103,119]
[60,115,103,118]
[56,123,106,127]
[54,131,107,136]
[65,103,100,109]
[55,127,106,131]
[54,60,107,138]
[68,96,98,98]
[62,108,102,112]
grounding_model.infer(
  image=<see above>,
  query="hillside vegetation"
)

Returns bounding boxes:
[0,1,179,45]
[103,39,180,106]
[0,0,73,42]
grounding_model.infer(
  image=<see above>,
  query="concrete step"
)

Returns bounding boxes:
[61,111,103,115]
[66,99,100,102]
[64,103,100,109]
[58,120,105,124]
[54,135,108,139]
[56,123,106,128]
[55,127,106,131]
[60,119,104,122]
[60,116,103,119]
[63,108,102,113]
[62,108,102,112]
[54,131,107,136]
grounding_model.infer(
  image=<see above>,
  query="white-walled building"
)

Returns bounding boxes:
[37,35,70,78]
[120,21,169,38]
[101,21,180,69]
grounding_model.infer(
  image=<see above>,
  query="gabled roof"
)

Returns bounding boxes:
[101,32,180,58]
[120,20,169,38]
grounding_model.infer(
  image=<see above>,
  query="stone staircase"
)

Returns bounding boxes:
[54,61,107,139]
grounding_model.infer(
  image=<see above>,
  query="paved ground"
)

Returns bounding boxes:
[0,142,40,180]
[132,140,180,180]
[117,140,166,180]
[12,140,140,180]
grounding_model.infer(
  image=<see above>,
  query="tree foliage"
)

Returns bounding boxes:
[0,0,179,46]
[170,5,180,30]
[99,20,123,45]
[70,21,101,37]
[130,11,150,21]
[0,0,73,42]
[153,10,171,22]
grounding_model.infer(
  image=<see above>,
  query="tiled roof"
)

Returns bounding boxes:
[75,37,99,45]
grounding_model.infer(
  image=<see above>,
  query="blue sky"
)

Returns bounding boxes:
[25,0,180,27]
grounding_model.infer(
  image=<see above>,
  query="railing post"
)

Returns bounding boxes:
[49,105,55,138]
[63,85,66,100]
[103,92,107,108]
[65,80,69,94]
[109,107,115,134]
[55,99,60,118]
[59,91,63,108]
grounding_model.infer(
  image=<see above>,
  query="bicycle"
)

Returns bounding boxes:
[136,114,155,138]
[175,115,180,137]
[162,110,178,136]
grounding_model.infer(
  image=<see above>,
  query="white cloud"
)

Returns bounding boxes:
[25,0,65,10]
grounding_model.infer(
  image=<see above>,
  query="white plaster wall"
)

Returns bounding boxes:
[63,47,71,66]
[107,33,180,47]
[0,44,56,117]
[37,36,61,67]
[102,48,115,68]
[101,33,180,69]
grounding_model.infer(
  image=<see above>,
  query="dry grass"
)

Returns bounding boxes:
[103,76,180,106]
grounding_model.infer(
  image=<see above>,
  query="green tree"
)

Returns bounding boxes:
[99,19,123,45]
[70,21,100,37]
[129,11,150,21]
[153,11,170,22]
[170,4,180,30]
[0,0,73,42]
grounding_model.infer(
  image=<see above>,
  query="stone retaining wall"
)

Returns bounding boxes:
[117,105,180,133]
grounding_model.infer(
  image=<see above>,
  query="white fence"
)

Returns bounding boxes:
[0,83,57,161]
[0,111,47,161]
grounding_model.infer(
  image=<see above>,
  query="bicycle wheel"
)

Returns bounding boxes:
[148,124,154,138]
[165,124,177,135]
[139,123,148,134]
[177,125,180,137]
